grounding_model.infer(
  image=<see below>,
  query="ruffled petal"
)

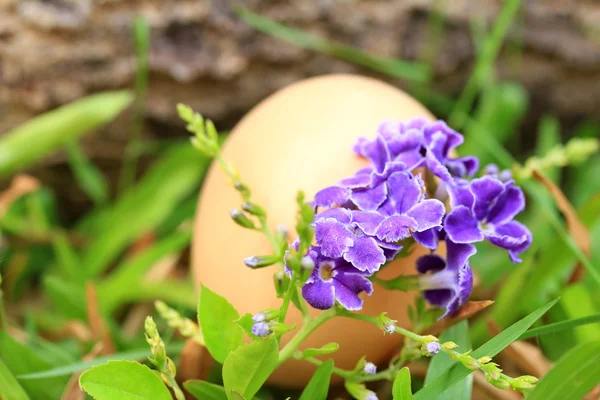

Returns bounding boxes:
[406,199,445,232]
[315,208,352,224]
[314,186,351,208]
[302,279,335,310]
[362,134,390,173]
[333,273,373,311]
[445,240,477,272]
[448,179,475,209]
[446,155,479,178]
[350,183,387,211]
[314,218,354,258]
[351,210,386,235]
[471,176,505,221]
[375,214,418,242]
[444,206,484,243]
[426,151,453,182]
[485,221,532,263]
[339,173,371,189]
[413,227,440,250]
[343,236,386,273]
[386,171,422,214]
[486,185,525,225]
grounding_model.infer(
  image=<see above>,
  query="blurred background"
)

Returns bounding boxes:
[0,1,599,399]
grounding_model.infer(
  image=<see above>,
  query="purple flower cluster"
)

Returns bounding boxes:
[291,118,531,317]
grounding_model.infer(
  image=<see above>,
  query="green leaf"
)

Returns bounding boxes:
[184,380,228,400]
[222,337,279,400]
[299,359,333,400]
[98,229,192,314]
[229,391,247,400]
[424,321,472,400]
[79,360,172,400]
[18,343,185,380]
[414,298,558,400]
[0,332,68,399]
[528,340,600,400]
[0,91,133,176]
[392,367,413,400]
[0,359,29,400]
[199,285,244,363]
[519,313,600,340]
[236,313,257,338]
[66,140,109,206]
[300,343,340,358]
[78,143,211,277]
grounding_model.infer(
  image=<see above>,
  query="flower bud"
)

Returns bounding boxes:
[275,225,288,242]
[478,356,492,364]
[510,375,538,392]
[421,341,441,357]
[458,353,481,370]
[442,341,458,350]
[252,309,279,323]
[234,181,251,198]
[251,322,272,337]
[268,322,295,334]
[166,358,177,377]
[300,256,315,282]
[378,313,397,335]
[481,362,502,382]
[230,209,255,229]
[363,362,377,375]
[489,377,511,390]
[244,255,280,269]
[273,271,287,297]
[242,201,266,217]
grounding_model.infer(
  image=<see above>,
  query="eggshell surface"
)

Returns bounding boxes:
[193,74,436,387]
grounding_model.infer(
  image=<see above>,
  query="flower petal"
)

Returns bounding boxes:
[413,227,440,249]
[343,236,386,273]
[446,240,477,271]
[448,179,475,209]
[314,186,351,208]
[315,218,354,258]
[375,214,418,242]
[486,185,525,225]
[444,206,484,243]
[485,221,532,263]
[350,183,387,211]
[351,210,386,235]
[386,171,422,214]
[302,279,335,310]
[416,254,446,273]
[471,176,505,221]
[315,208,351,224]
[426,152,453,182]
[406,199,445,231]
[339,173,371,189]
[362,134,390,173]
[446,156,479,178]
[333,273,373,311]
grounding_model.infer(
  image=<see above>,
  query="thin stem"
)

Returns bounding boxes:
[339,310,424,342]
[278,273,296,324]
[301,352,409,382]
[296,286,311,321]
[278,308,336,365]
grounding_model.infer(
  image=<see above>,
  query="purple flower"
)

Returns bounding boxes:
[416,240,476,318]
[314,208,387,273]
[354,118,479,182]
[301,246,373,311]
[347,171,445,250]
[423,341,441,356]
[445,176,531,262]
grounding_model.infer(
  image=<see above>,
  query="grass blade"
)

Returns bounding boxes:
[0,91,133,176]
[236,6,430,83]
[519,314,600,340]
[414,298,558,400]
[527,340,600,400]
[65,140,109,206]
[424,321,472,400]
[0,359,29,400]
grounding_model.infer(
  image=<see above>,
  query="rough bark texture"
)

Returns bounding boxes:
[1,0,599,209]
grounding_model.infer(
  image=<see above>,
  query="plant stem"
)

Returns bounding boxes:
[278,273,296,324]
[339,310,424,342]
[278,308,336,365]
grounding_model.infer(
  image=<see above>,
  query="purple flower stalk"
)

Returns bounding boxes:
[445,176,532,262]
[300,246,373,311]
[363,362,377,375]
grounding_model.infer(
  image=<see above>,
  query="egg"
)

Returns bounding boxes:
[192,74,437,387]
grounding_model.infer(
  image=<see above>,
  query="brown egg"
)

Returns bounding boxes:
[193,74,437,387]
